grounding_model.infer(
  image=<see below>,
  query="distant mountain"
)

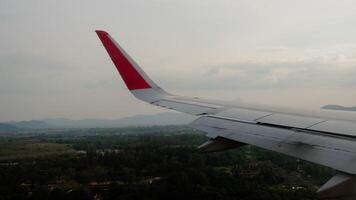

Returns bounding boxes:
[8,120,49,129]
[0,120,49,132]
[42,112,196,128]
[2,120,49,130]
[117,112,196,127]
[321,105,356,112]
[0,123,18,131]
[1,112,196,129]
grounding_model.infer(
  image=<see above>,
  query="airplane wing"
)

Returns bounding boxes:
[96,30,356,199]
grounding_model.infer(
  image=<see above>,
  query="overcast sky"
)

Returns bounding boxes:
[1,0,356,121]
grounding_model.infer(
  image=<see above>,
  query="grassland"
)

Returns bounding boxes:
[0,138,75,161]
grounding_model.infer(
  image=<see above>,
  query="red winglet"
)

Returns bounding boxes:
[96,30,151,90]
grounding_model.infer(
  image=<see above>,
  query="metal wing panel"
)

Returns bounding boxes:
[134,89,356,139]
[153,100,214,115]
[309,120,356,137]
[257,113,325,129]
[190,116,356,174]
[215,108,271,122]
[152,99,222,115]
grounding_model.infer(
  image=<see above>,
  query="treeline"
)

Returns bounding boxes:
[0,129,334,200]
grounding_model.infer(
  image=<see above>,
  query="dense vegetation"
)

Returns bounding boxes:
[0,126,334,200]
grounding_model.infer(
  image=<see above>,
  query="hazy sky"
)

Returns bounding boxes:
[2,0,356,121]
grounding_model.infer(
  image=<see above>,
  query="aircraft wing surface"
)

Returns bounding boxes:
[96,30,356,199]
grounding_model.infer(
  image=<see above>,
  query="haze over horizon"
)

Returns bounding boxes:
[2,0,356,121]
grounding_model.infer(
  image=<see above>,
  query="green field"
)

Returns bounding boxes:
[0,139,75,161]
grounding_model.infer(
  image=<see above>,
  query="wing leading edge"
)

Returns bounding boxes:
[96,30,356,199]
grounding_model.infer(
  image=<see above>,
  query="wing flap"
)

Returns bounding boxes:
[198,137,246,153]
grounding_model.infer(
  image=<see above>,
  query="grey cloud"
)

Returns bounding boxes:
[2,0,356,120]
[157,57,356,91]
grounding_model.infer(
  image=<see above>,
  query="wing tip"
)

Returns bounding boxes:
[95,30,109,36]
[95,29,155,90]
